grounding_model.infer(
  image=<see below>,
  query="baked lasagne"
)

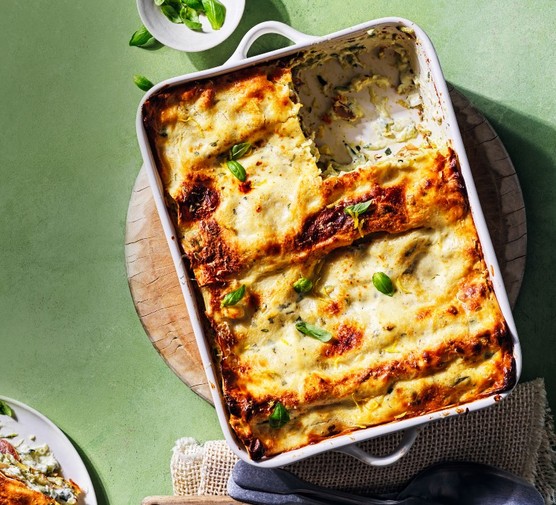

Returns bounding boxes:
[142,27,516,461]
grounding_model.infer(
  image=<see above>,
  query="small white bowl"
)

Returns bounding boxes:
[137,0,245,52]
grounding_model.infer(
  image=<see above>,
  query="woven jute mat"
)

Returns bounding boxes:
[171,378,556,504]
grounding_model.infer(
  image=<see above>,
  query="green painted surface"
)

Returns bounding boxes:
[0,1,555,504]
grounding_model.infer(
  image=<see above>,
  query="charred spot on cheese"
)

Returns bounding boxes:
[239,180,252,193]
[212,321,238,352]
[294,185,411,252]
[191,220,241,284]
[224,389,259,423]
[447,305,459,315]
[248,438,266,460]
[323,324,363,357]
[294,205,351,250]
[144,27,516,462]
[324,300,343,316]
[458,281,489,311]
[175,178,219,222]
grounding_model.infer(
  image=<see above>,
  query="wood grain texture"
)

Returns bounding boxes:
[125,88,527,405]
[450,86,527,305]
[142,497,244,505]
[125,176,211,401]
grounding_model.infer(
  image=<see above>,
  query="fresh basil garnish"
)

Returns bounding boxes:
[344,199,373,230]
[202,0,226,30]
[183,18,203,30]
[221,285,246,307]
[372,272,395,296]
[230,142,252,160]
[180,6,202,30]
[0,400,14,418]
[160,4,181,22]
[183,0,204,9]
[344,200,373,220]
[293,277,313,294]
[133,74,155,91]
[226,160,247,182]
[269,401,290,428]
[295,321,332,342]
[155,0,226,31]
[129,25,154,47]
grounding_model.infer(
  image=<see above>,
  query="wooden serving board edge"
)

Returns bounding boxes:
[142,496,244,504]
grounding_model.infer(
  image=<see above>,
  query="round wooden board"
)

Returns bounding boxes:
[124,88,527,404]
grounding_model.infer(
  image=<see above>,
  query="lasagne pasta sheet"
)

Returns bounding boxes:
[143,26,515,461]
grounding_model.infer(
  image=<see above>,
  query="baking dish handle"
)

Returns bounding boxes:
[335,427,420,466]
[226,21,320,64]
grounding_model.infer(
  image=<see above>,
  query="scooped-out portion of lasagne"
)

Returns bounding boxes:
[142,26,516,461]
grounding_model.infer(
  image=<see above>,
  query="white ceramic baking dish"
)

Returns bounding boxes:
[136,17,522,468]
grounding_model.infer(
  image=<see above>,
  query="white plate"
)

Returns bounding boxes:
[0,396,97,505]
[136,0,245,52]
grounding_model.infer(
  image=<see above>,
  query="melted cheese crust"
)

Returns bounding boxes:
[143,63,515,461]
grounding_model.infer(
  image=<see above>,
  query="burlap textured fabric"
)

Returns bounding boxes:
[171,378,556,503]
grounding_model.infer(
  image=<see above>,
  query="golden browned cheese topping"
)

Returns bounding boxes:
[143,41,515,461]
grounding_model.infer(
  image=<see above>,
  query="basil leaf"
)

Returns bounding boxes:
[179,5,194,19]
[226,160,246,182]
[293,277,313,294]
[180,6,202,30]
[269,401,290,429]
[344,200,373,219]
[129,25,154,47]
[0,400,14,418]
[154,0,166,5]
[160,4,181,23]
[372,272,395,296]
[201,0,226,30]
[385,147,392,155]
[344,199,373,230]
[133,74,154,91]
[230,142,252,160]
[182,0,204,10]
[222,285,245,307]
[183,18,203,30]
[295,321,332,342]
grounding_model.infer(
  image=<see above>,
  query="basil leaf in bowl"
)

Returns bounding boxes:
[136,0,245,52]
